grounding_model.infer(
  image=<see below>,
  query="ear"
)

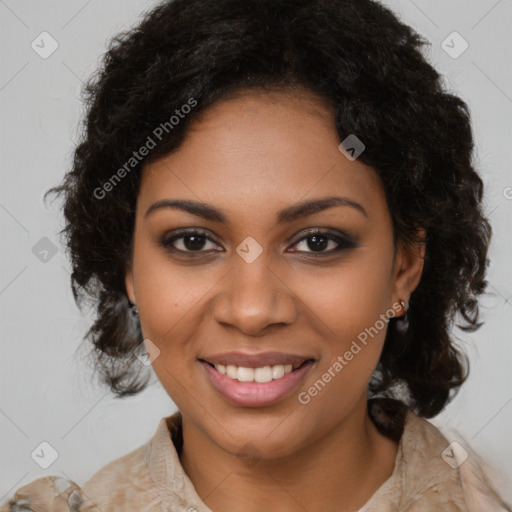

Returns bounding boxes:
[125,263,136,304]
[391,228,426,313]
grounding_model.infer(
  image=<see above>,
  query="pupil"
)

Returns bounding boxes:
[185,235,206,251]
[308,234,327,251]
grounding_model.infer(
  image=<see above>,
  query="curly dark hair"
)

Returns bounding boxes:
[46,0,491,418]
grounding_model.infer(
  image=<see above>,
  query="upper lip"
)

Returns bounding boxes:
[199,351,315,368]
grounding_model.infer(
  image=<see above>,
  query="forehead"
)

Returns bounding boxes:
[138,90,387,225]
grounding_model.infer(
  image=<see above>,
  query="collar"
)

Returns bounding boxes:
[145,398,464,511]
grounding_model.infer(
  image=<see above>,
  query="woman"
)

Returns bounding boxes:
[3,0,510,510]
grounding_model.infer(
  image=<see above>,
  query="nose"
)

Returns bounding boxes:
[212,255,298,336]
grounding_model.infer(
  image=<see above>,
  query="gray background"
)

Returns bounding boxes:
[1,0,511,505]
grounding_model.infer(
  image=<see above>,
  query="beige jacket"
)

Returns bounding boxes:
[2,399,510,511]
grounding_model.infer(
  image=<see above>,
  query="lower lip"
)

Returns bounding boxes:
[200,360,314,407]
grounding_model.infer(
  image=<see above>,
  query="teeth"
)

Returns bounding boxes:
[254,366,273,383]
[272,365,284,379]
[214,363,297,382]
[226,365,238,379]
[237,367,254,382]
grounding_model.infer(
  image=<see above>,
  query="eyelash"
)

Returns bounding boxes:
[159,228,357,257]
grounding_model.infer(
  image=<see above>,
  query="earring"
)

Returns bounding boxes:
[128,299,139,316]
[395,299,409,334]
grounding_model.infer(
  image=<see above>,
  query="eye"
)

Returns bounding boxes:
[288,229,356,256]
[159,229,222,254]
[159,227,357,257]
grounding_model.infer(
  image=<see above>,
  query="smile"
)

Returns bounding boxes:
[198,352,315,407]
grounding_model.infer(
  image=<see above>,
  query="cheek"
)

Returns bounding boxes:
[133,256,208,406]
[295,251,393,346]
[133,238,210,333]
[292,251,394,404]
[131,243,217,381]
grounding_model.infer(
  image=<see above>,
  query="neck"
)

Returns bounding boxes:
[179,398,399,512]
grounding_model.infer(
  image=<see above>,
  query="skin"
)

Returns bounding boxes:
[125,88,425,512]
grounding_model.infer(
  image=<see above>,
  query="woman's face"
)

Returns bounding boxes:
[126,89,424,460]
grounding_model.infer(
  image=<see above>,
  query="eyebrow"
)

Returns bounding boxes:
[144,195,368,224]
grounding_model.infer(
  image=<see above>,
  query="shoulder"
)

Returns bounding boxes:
[80,443,160,511]
[0,446,157,512]
[399,411,470,509]
[1,417,172,512]
[78,413,181,511]
[401,408,511,510]
[366,398,512,511]
[0,476,83,512]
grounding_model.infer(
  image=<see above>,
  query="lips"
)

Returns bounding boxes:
[198,351,316,407]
